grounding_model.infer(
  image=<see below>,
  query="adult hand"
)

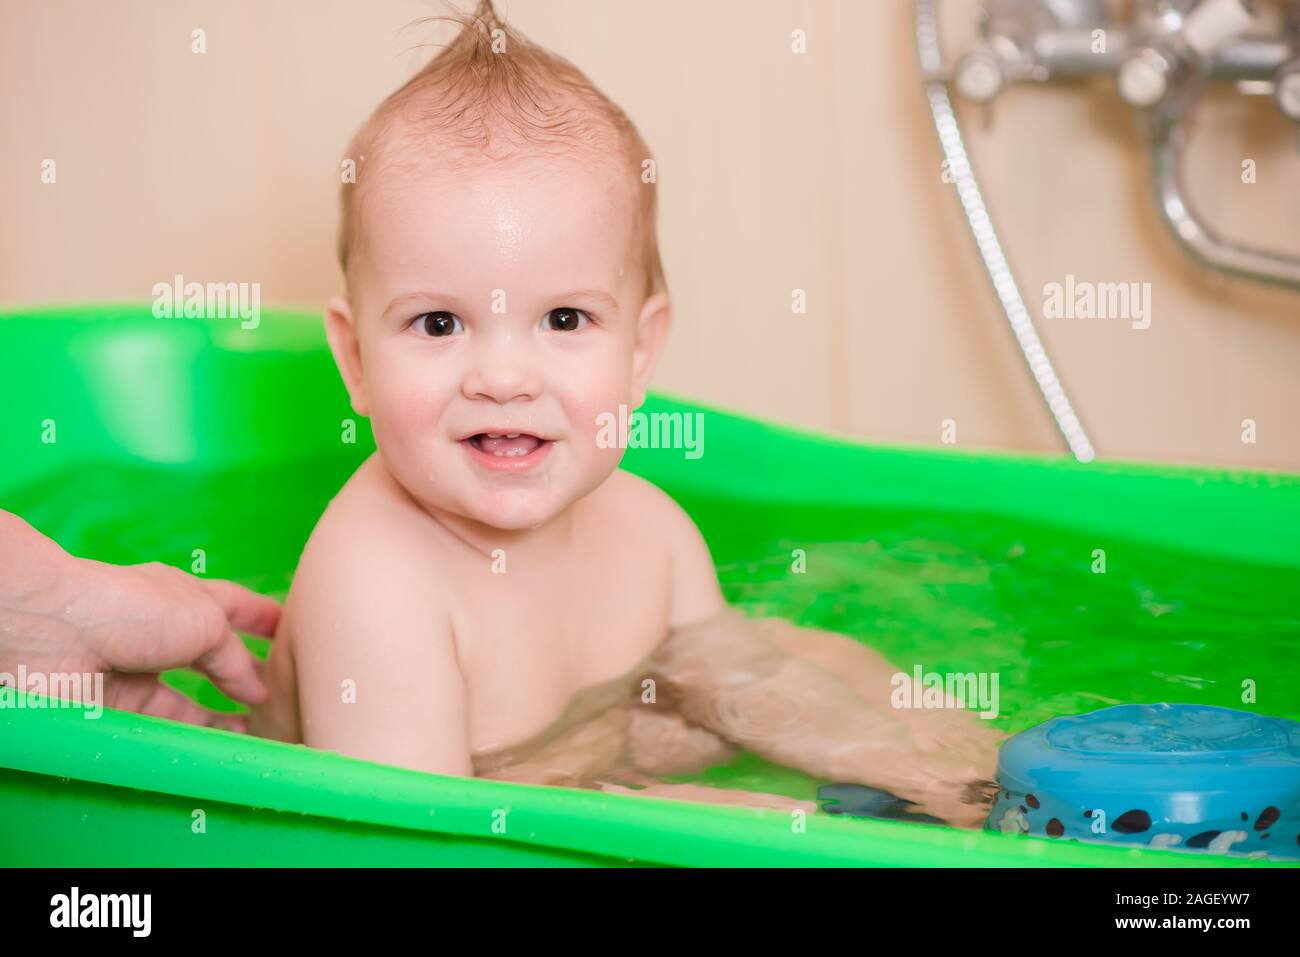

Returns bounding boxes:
[1,510,280,730]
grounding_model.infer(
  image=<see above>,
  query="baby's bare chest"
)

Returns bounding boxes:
[448,546,673,755]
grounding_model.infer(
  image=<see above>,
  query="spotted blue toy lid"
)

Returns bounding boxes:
[999,703,1300,799]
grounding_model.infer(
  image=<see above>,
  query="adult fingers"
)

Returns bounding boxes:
[143,683,243,728]
[105,674,248,730]
[198,579,282,638]
[138,682,250,732]
[191,628,269,707]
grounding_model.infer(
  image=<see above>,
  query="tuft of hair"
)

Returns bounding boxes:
[338,0,665,299]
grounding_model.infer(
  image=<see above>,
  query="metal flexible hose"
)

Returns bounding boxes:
[915,0,1097,462]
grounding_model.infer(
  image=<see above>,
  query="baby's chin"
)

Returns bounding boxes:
[446,459,621,531]
[457,492,568,531]
[403,471,585,532]
[382,440,619,532]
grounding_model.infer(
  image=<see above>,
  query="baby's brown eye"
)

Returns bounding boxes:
[543,308,590,332]
[416,311,462,337]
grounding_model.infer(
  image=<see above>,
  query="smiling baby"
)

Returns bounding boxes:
[251,0,1001,826]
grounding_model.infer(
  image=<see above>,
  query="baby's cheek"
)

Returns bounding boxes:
[568,386,633,463]
[570,363,635,424]
[368,374,446,473]
[370,363,441,431]
[400,379,442,430]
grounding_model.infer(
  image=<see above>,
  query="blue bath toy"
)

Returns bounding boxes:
[986,703,1300,860]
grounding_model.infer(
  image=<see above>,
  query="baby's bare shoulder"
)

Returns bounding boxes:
[304,455,438,554]
[290,454,451,612]
[280,455,469,775]
[599,470,726,624]
[597,468,693,531]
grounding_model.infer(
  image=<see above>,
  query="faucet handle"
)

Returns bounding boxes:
[954,45,1006,103]
[1274,58,1300,121]
[1118,46,1176,106]
[1182,0,1258,58]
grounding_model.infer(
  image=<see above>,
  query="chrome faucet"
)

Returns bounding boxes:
[938,0,1300,290]
[914,0,1300,463]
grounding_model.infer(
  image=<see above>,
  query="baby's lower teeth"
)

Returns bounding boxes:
[491,448,528,457]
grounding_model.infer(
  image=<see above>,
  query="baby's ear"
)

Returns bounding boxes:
[323,296,370,416]
[630,291,673,408]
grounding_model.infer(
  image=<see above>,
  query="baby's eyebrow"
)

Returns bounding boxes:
[553,289,620,313]
[382,291,468,319]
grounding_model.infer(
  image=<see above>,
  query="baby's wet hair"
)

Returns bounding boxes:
[338,0,665,299]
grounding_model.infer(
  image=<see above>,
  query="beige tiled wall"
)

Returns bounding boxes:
[2,0,1296,469]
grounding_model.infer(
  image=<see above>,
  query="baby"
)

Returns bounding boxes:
[252,0,1001,826]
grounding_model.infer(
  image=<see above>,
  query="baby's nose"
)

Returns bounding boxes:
[461,340,543,403]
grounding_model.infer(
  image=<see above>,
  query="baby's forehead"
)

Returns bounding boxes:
[349,146,641,296]
[356,145,636,248]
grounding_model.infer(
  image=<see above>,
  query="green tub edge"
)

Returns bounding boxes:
[3,697,1286,868]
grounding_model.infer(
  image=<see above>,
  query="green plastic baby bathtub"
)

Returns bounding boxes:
[1,304,1297,867]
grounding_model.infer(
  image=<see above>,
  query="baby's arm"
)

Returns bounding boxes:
[659,505,997,826]
[274,518,474,777]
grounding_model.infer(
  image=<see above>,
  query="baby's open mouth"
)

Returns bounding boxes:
[461,431,554,473]
[467,432,545,458]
